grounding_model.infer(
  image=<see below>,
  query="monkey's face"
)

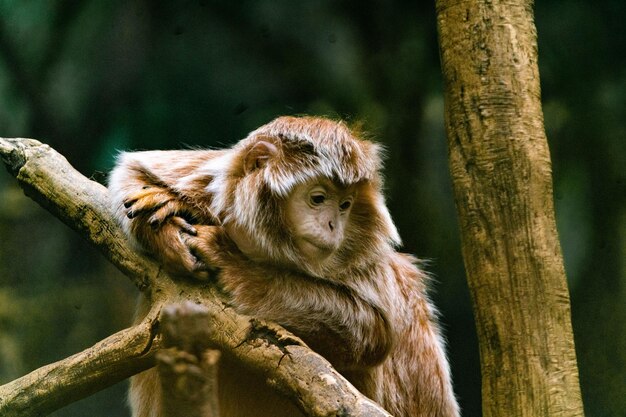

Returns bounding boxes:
[221,133,399,275]
[284,178,356,265]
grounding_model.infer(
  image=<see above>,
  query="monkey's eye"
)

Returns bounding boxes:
[310,194,326,205]
[339,200,352,211]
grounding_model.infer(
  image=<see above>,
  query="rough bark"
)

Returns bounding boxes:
[0,319,155,417]
[435,1,584,417]
[0,137,391,417]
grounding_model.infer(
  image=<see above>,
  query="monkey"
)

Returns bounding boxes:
[108,116,460,417]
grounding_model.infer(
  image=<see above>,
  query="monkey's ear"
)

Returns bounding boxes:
[243,139,279,174]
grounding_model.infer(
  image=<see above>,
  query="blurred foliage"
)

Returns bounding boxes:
[0,1,623,416]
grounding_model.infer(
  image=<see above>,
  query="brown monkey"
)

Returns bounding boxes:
[108,116,460,417]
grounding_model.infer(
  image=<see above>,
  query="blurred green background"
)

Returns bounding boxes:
[0,1,624,416]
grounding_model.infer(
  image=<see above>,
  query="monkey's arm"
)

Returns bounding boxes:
[185,225,396,370]
[109,150,226,223]
[109,150,225,279]
[248,275,395,370]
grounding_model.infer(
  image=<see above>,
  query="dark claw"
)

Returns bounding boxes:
[123,200,135,208]
[127,210,136,219]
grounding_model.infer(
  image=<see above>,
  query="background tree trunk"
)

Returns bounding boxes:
[435,1,584,416]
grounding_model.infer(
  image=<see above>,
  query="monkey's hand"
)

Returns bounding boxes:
[123,185,185,226]
[181,224,240,271]
[137,216,218,281]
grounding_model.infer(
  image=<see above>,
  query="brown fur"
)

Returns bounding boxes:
[109,116,460,417]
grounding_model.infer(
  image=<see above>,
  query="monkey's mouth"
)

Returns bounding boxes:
[299,238,336,261]
[306,237,338,251]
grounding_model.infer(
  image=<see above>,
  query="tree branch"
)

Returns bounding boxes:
[0,138,157,290]
[0,317,156,417]
[0,137,391,417]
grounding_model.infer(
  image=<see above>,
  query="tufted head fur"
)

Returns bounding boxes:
[241,116,384,195]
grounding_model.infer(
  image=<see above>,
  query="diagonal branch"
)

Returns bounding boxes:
[0,137,391,417]
[0,138,157,290]
[0,316,157,417]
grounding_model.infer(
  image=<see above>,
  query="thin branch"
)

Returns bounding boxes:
[0,137,391,417]
[0,317,156,417]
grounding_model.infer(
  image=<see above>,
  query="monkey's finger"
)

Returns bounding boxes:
[124,188,174,210]
[123,187,157,208]
[148,201,184,226]
[124,185,170,202]
[182,235,205,262]
[172,238,206,274]
[126,194,174,219]
[182,234,220,273]
[180,256,213,281]
[184,249,218,282]
[171,216,198,235]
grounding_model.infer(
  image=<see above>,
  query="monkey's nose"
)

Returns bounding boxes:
[328,221,334,231]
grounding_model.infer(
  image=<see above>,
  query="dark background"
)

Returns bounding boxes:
[0,1,624,416]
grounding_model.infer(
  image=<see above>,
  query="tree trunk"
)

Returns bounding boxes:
[435,1,584,416]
